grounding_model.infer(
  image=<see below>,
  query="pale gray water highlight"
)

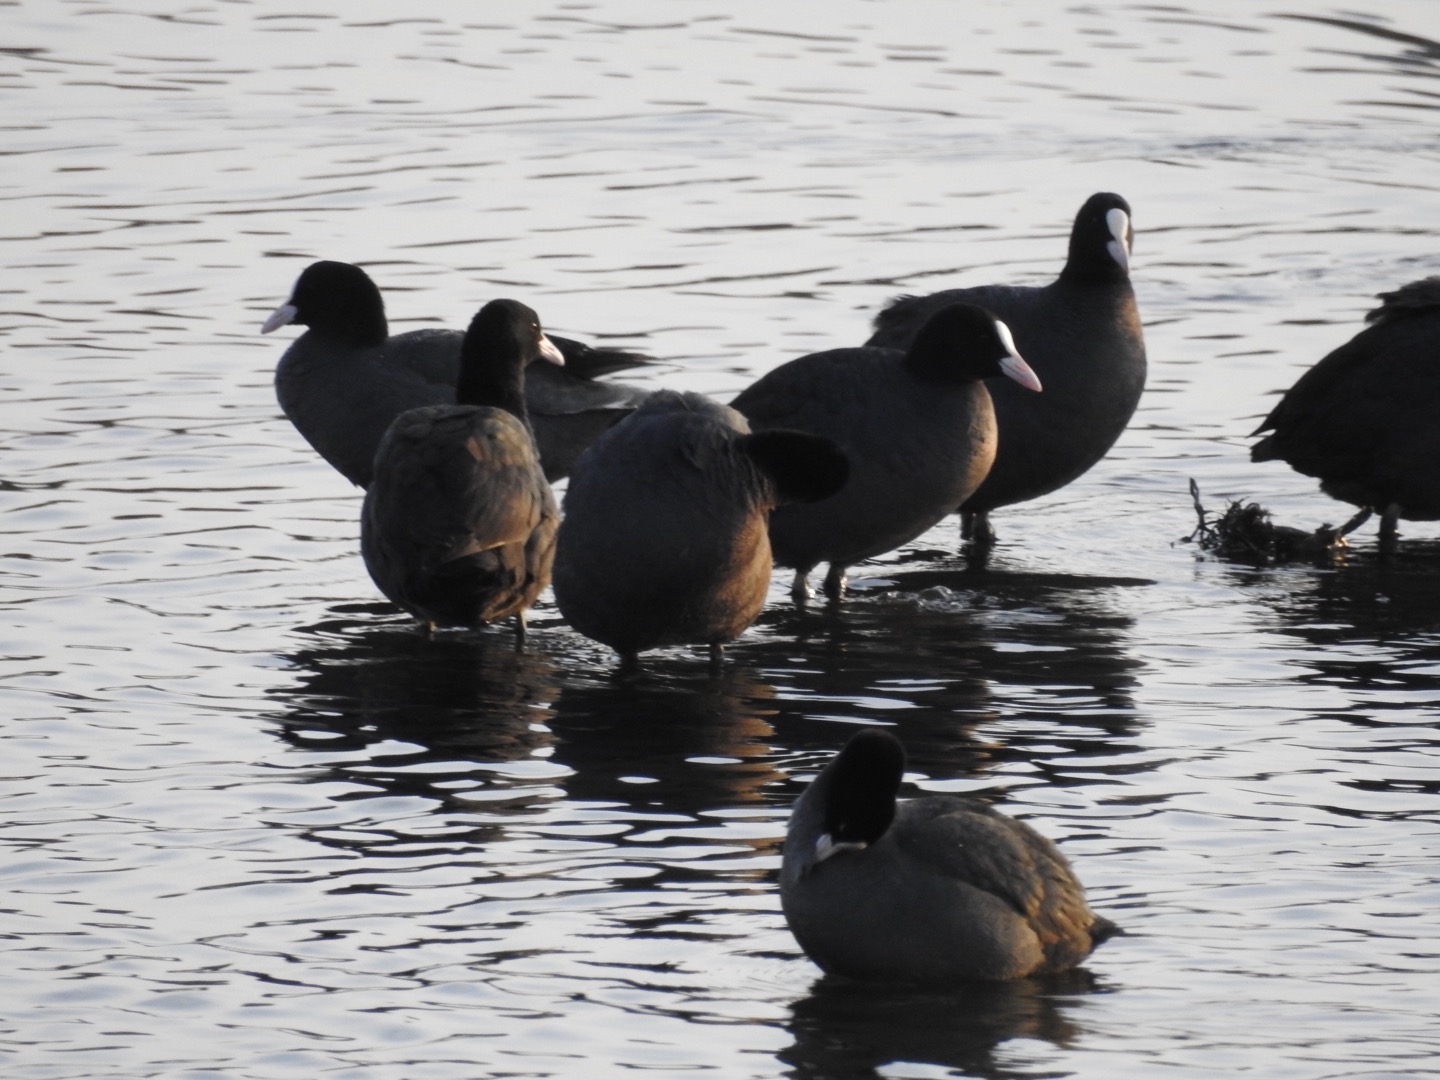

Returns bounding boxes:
[3,2,1440,1077]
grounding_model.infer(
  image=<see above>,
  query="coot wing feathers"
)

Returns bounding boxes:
[730,348,894,431]
[377,408,552,562]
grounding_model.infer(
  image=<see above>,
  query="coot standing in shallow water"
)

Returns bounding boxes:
[780,728,1118,984]
[262,260,652,487]
[1251,276,1440,549]
[866,192,1147,545]
[552,391,849,670]
[360,299,561,641]
[732,303,1041,601]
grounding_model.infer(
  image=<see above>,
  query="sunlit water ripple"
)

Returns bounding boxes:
[3,2,1440,1077]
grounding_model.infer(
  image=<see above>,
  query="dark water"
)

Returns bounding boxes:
[4,2,1440,1077]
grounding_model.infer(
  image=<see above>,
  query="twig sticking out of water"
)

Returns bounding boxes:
[1181,479,1369,564]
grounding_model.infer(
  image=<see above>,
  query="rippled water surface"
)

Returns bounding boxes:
[4,2,1440,1077]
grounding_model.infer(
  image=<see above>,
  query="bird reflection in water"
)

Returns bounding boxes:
[781,970,1107,1079]
[549,660,782,816]
[265,610,564,821]
[755,559,1147,776]
[266,611,790,857]
[1222,541,1440,719]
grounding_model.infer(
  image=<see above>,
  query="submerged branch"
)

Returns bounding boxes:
[1181,479,1368,565]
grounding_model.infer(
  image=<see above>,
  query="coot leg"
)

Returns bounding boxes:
[822,563,848,600]
[615,650,641,680]
[1379,503,1401,554]
[1337,506,1372,541]
[791,566,816,604]
[961,509,996,547]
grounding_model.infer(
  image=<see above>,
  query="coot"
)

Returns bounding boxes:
[263,260,652,486]
[1251,276,1440,546]
[733,303,1040,600]
[866,193,1146,543]
[553,391,848,668]
[360,299,561,639]
[781,729,1118,984]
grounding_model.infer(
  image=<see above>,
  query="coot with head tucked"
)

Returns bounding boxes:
[1251,276,1440,547]
[360,299,561,640]
[780,728,1118,984]
[553,391,848,669]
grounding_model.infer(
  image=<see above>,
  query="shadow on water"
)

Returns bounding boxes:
[1275,541,1440,633]
[258,551,1157,839]
[1218,540,1440,707]
[262,605,791,818]
[254,607,572,859]
[547,663,782,810]
[269,603,560,764]
[743,553,1150,788]
[258,551,1158,861]
[779,971,1109,1080]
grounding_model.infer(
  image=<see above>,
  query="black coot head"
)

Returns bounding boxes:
[262,260,387,344]
[819,729,906,848]
[907,303,1043,390]
[1067,192,1133,280]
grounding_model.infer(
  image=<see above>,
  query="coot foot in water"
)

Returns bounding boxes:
[960,508,997,546]
[866,193,1146,546]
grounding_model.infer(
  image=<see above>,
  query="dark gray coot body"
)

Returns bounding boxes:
[360,299,560,634]
[865,192,1146,542]
[263,261,652,487]
[1251,276,1440,543]
[732,303,1041,598]
[552,391,848,665]
[780,729,1118,984]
